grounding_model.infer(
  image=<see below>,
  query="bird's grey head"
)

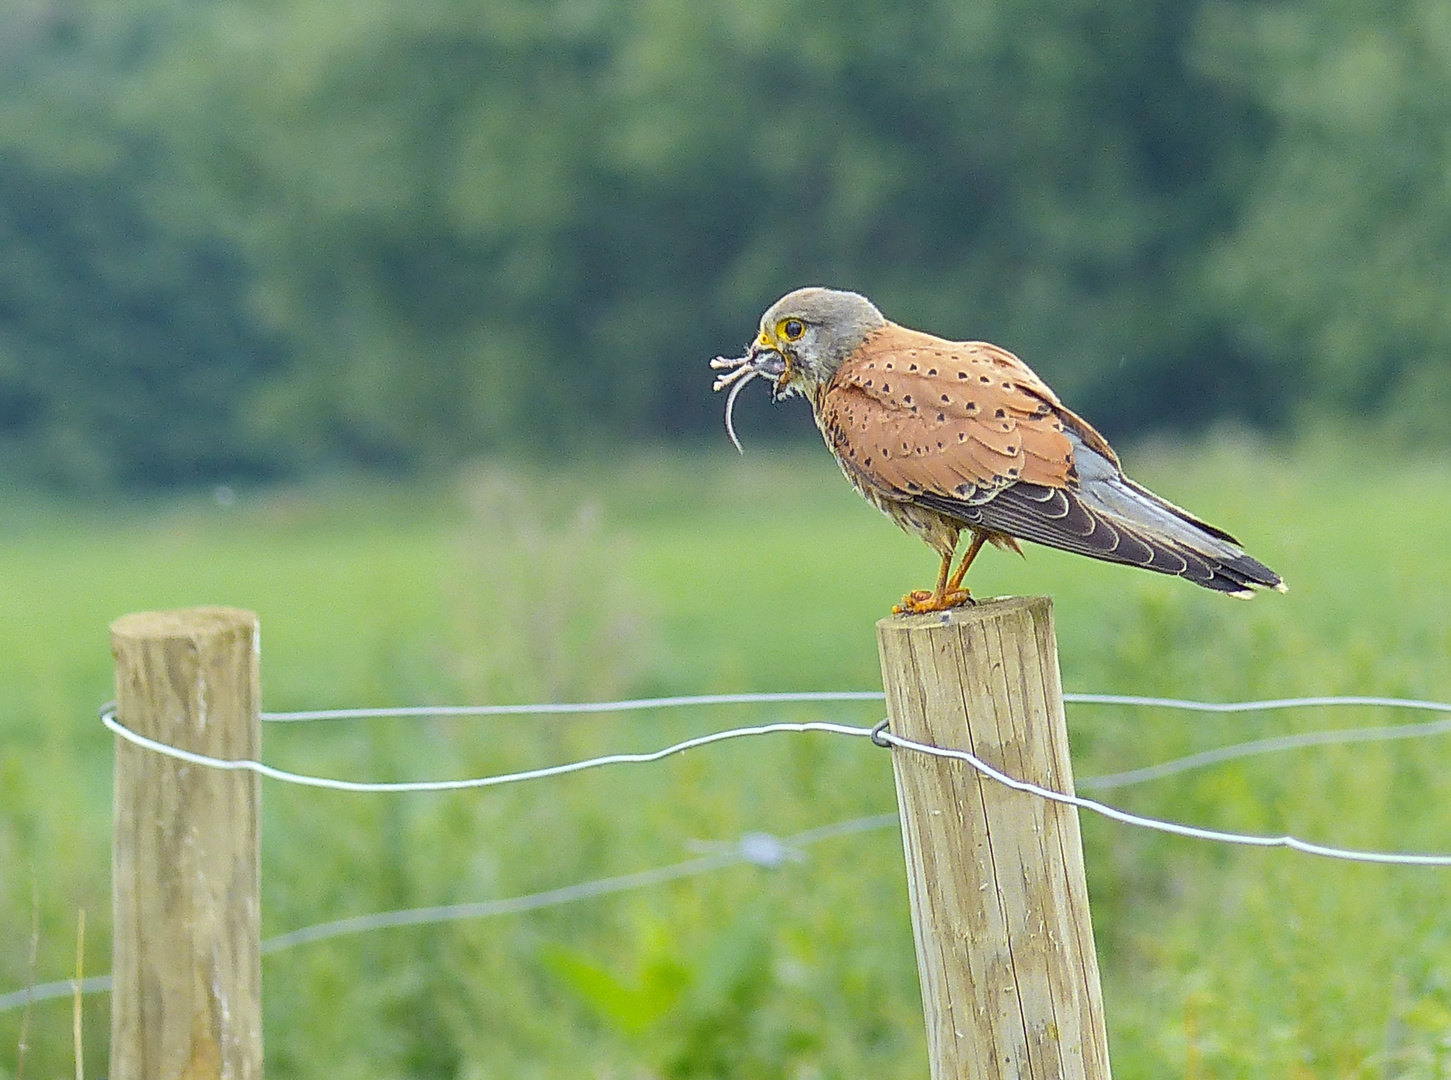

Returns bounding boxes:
[749,287,887,398]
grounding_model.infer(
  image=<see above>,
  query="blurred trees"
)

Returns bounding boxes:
[0,0,285,486]
[0,152,283,485]
[1198,0,1451,440]
[0,0,1446,486]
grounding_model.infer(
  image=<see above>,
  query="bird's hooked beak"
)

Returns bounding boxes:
[749,332,792,398]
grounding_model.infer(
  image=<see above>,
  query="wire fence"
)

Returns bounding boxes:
[100,692,1451,866]
[5,689,1451,1017]
[0,814,900,1014]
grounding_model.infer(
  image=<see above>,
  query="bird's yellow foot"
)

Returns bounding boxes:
[892,588,973,615]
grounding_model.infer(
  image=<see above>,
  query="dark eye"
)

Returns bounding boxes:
[782,319,805,341]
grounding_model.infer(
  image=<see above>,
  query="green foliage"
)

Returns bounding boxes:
[7,0,1451,486]
[543,914,796,1079]
[127,0,1273,455]
[2,439,1451,1077]
[0,152,284,487]
[0,0,1306,485]
[1197,0,1451,437]
[0,4,286,488]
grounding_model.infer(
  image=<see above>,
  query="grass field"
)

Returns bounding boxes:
[2,434,1451,1078]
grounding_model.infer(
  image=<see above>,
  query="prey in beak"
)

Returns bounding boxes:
[710,338,792,452]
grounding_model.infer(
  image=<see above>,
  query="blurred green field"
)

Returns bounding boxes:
[3,434,1451,1079]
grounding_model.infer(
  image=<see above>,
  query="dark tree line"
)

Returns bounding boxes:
[0,0,1444,487]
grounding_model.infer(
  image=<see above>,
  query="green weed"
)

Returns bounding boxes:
[2,437,1450,1077]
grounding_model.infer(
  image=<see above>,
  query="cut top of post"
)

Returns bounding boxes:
[109,606,260,757]
[876,594,1051,634]
[110,606,260,646]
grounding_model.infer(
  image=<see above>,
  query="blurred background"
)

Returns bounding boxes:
[2,0,1449,488]
[4,1,1451,1078]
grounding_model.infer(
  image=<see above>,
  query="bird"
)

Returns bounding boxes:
[711,286,1286,614]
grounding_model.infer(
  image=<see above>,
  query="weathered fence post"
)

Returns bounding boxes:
[110,607,263,1080]
[877,596,1110,1079]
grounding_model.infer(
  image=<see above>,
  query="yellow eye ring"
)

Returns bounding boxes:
[780,318,805,341]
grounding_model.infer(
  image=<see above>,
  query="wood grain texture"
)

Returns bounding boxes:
[877,596,1110,1080]
[110,607,262,1080]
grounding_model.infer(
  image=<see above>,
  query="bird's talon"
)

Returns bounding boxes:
[893,589,974,615]
[892,590,933,614]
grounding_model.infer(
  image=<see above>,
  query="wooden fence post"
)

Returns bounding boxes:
[877,596,1110,1080]
[110,607,263,1080]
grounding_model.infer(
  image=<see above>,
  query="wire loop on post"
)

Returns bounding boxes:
[875,728,1451,867]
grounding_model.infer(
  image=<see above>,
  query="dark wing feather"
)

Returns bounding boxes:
[916,481,1282,595]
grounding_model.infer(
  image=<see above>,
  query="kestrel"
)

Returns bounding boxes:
[712,287,1286,614]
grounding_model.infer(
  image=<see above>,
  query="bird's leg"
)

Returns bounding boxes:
[946,532,988,594]
[894,548,974,615]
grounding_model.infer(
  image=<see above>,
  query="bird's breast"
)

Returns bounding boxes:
[812,407,962,557]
